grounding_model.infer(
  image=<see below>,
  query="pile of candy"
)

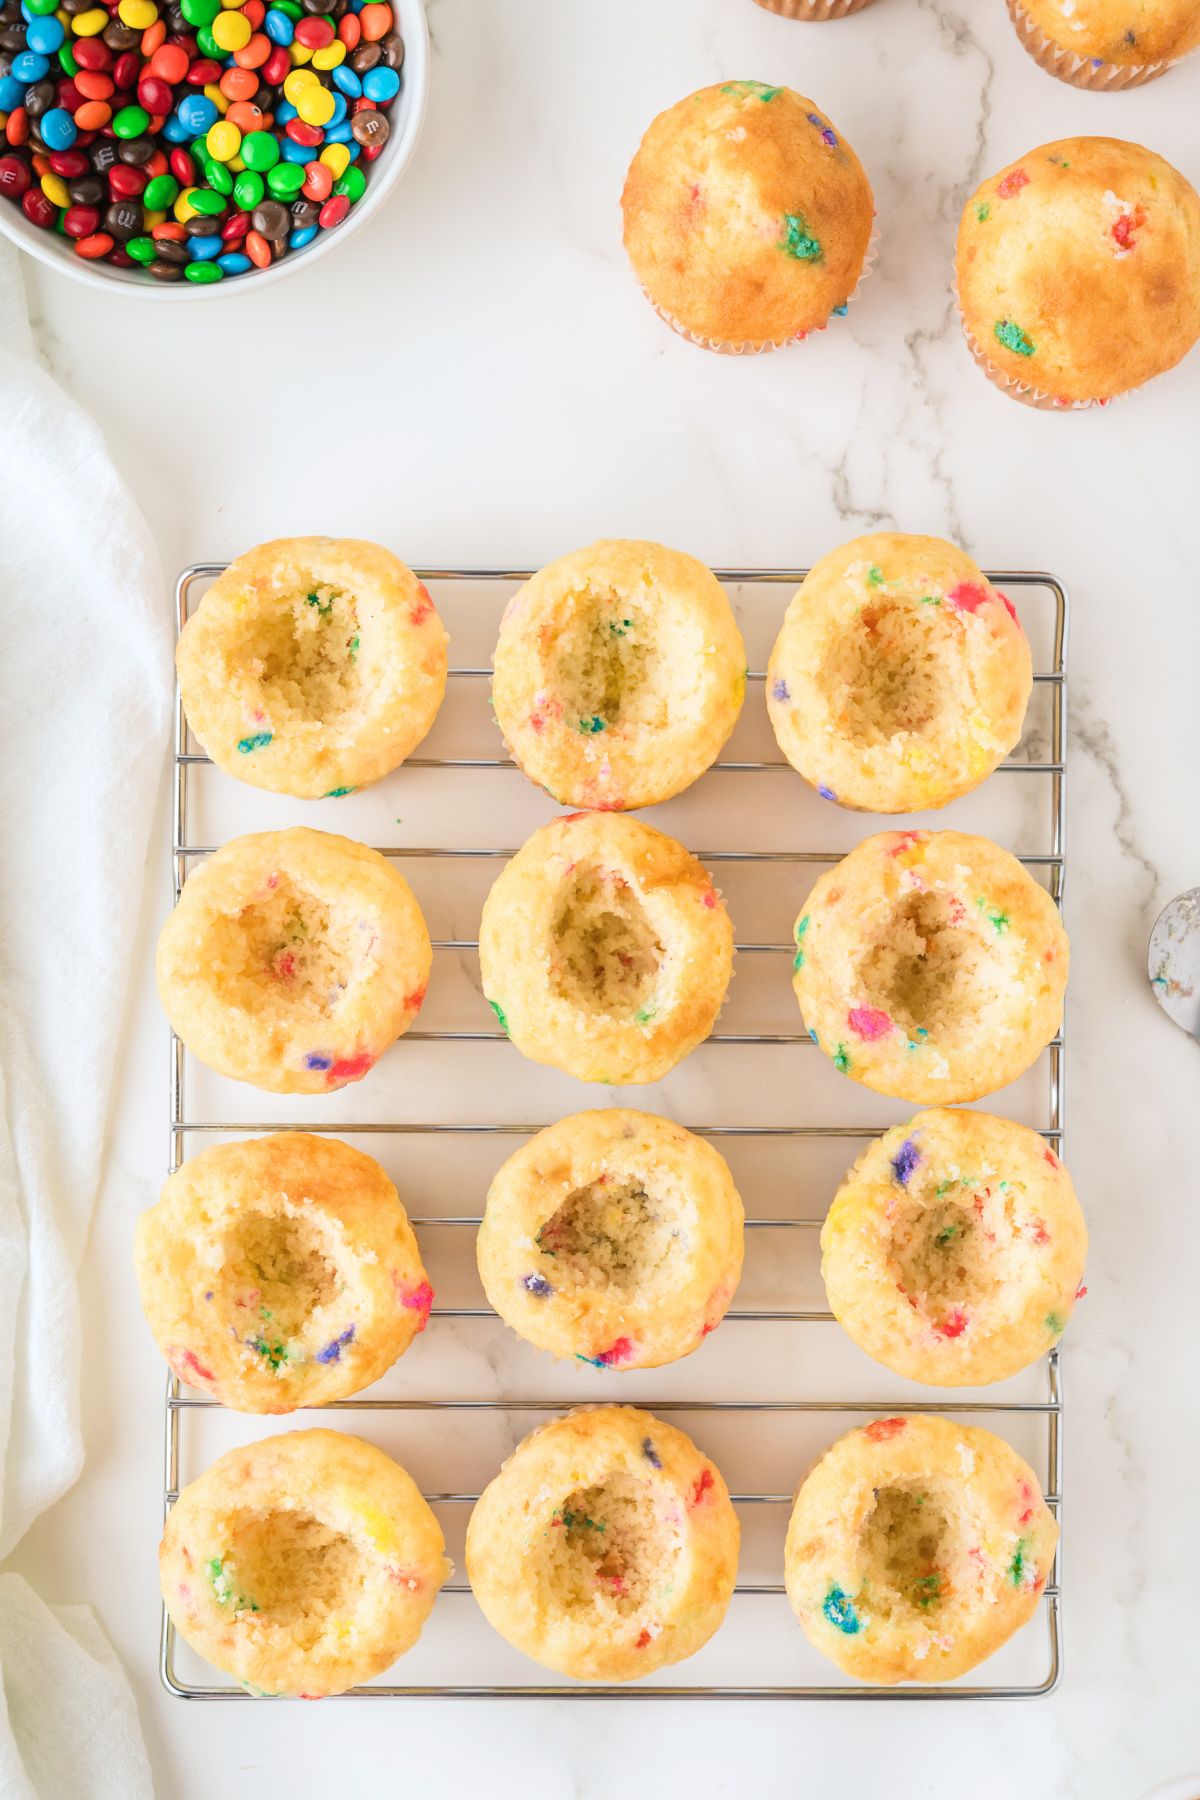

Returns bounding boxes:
[0,0,404,282]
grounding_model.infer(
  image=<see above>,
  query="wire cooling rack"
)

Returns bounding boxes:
[161,562,1069,1701]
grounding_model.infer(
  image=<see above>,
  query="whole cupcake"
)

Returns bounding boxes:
[822,1111,1087,1385]
[156,827,431,1094]
[477,1110,744,1370]
[784,1416,1057,1683]
[466,1406,739,1681]
[792,828,1068,1104]
[1006,0,1200,87]
[492,540,746,811]
[956,137,1200,407]
[621,83,874,353]
[478,811,734,1085]
[177,537,449,800]
[135,1134,434,1412]
[767,534,1032,813]
[161,1430,450,1697]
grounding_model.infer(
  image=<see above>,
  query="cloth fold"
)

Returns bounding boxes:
[0,242,167,1800]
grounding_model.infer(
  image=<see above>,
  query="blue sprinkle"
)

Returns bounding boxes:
[807,112,838,147]
[809,1028,819,1044]
[771,677,791,702]
[575,1352,606,1369]
[522,1273,553,1298]
[642,1437,662,1469]
[890,1138,921,1186]
[823,1586,860,1634]
[818,784,837,802]
[204,1291,213,1302]
[832,302,849,317]
[315,1325,355,1364]
[303,1052,333,1071]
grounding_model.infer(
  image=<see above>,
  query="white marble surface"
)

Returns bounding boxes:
[9,0,1200,1794]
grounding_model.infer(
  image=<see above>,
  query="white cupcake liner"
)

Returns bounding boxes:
[752,0,877,17]
[956,297,1127,411]
[1005,0,1187,88]
[649,216,879,356]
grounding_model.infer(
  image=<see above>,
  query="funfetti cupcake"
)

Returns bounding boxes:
[752,0,878,17]
[1006,0,1200,88]
[956,137,1200,408]
[621,83,875,353]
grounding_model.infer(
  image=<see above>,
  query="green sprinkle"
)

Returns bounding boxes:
[975,202,990,222]
[721,80,780,101]
[915,1573,943,1607]
[918,594,941,606]
[1045,1312,1065,1335]
[1007,1540,1028,1587]
[936,1223,960,1245]
[609,618,634,637]
[348,635,360,660]
[488,998,509,1034]
[867,566,884,587]
[635,1005,658,1026]
[578,715,606,734]
[237,732,272,754]
[250,1336,287,1370]
[833,1043,851,1074]
[794,916,810,969]
[779,213,822,261]
[994,319,1035,357]
[324,786,354,798]
[976,897,1011,933]
[306,590,333,615]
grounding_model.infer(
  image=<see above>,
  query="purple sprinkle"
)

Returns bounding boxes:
[642,1437,662,1468]
[522,1273,553,1298]
[808,111,837,147]
[771,677,791,702]
[315,1325,355,1364]
[204,1291,213,1302]
[891,1138,921,1186]
[818,784,837,802]
[304,1052,332,1071]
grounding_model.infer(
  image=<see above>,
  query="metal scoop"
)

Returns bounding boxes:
[1149,889,1200,1039]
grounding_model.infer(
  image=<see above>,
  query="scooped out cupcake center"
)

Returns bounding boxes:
[536,1177,681,1294]
[855,892,995,1041]
[860,1484,957,1623]
[823,601,965,745]
[208,876,358,1020]
[550,863,664,1016]
[545,590,668,736]
[220,1205,341,1344]
[233,579,364,726]
[541,1473,678,1616]
[887,1198,1005,1326]
[212,1508,364,1649]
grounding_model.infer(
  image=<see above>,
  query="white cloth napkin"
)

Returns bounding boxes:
[0,243,166,1800]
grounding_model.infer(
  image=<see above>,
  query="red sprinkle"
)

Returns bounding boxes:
[997,168,1029,199]
[937,1308,968,1339]
[864,1416,907,1442]
[690,1467,715,1508]
[635,1629,652,1649]
[1075,1282,1088,1300]
[847,1005,891,1041]
[947,581,990,614]
[326,1050,375,1083]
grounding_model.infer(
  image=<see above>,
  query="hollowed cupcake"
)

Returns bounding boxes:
[161,1430,450,1697]
[1006,0,1200,88]
[177,537,448,800]
[822,1111,1087,1385]
[478,811,734,1085]
[156,828,431,1094]
[477,1110,744,1370]
[135,1134,434,1412]
[766,534,1032,812]
[785,1416,1057,1683]
[956,137,1200,407]
[792,829,1068,1104]
[492,540,746,811]
[621,82,874,352]
[466,1406,739,1682]
[752,0,878,15]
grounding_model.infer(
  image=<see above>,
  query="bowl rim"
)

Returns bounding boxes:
[0,0,428,300]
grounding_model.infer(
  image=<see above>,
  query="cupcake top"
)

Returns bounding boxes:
[621,82,874,349]
[1015,0,1200,64]
[957,136,1200,402]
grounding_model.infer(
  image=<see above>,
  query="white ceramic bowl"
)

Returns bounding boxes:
[0,0,428,298]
